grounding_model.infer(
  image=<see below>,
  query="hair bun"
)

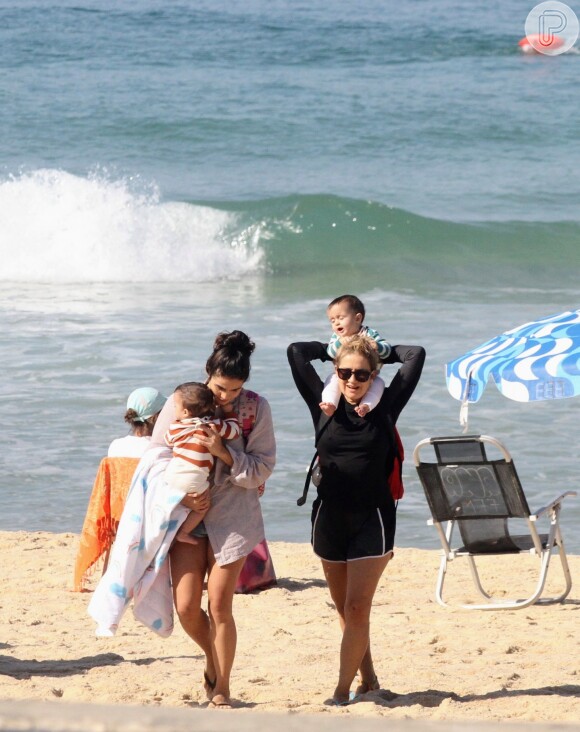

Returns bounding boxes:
[213,330,255,357]
[206,330,255,382]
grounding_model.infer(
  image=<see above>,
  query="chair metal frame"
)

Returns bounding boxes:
[413,434,576,610]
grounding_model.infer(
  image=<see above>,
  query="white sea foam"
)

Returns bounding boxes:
[0,170,263,282]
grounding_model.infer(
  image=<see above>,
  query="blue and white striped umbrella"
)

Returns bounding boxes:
[446,309,580,426]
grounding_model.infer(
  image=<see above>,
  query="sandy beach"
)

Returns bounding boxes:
[1,530,579,723]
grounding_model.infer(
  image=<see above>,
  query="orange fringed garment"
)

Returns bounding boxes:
[73,457,140,591]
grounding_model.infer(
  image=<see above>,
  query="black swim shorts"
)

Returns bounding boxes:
[311,499,396,562]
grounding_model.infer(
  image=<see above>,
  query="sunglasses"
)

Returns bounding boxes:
[336,367,372,383]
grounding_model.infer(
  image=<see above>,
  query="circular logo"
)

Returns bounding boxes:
[524,1,579,55]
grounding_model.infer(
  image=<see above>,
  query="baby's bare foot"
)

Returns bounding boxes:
[319,402,336,417]
[355,404,370,417]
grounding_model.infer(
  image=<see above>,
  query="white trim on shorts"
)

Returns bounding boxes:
[348,507,391,562]
[311,499,324,557]
[316,556,346,563]
[312,500,347,563]
[313,504,394,563]
[348,550,394,562]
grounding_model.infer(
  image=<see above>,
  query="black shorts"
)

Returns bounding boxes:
[311,499,396,562]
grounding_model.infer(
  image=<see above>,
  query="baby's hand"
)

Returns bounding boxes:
[319,402,336,417]
[355,403,370,418]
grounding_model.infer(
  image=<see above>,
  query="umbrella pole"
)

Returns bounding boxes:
[460,373,472,433]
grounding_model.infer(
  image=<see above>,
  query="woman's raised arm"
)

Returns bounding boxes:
[287,341,330,426]
[381,344,426,424]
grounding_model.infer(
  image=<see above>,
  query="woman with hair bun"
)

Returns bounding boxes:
[151,330,276,708]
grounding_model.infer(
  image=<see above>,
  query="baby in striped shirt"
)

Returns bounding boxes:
[321,294,391,418]
[164,382,240,544]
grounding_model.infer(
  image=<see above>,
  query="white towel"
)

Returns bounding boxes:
[88,447,189,637]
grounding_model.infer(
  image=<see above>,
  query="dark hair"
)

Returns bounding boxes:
[124,409,158,437]
[327,294,365,321]
[205,330,255,382]
[174,382,215,418]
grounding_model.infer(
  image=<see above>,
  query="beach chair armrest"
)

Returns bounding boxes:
[530,491,577,520]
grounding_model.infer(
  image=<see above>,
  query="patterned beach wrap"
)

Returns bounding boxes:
[234,389,277,594]
[88,446,189,638]
[73,456,140,591]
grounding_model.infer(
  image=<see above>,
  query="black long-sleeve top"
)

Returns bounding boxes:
[287,341,426,510]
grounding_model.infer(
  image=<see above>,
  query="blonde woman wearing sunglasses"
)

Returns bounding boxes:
[287,334,425,706]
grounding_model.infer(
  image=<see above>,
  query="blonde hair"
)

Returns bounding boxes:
[335,336,380,372]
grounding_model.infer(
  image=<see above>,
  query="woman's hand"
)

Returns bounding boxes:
[196,424,234,467]
[180,491,211,512]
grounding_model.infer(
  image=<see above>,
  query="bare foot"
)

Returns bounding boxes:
[319,402,336,416]
[325,695,351,706]
[327,687,351,706]
[355,403,370,417]
[355,674,380,695]
[208,693,233,709]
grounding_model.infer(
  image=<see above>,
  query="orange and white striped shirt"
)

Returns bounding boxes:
[164,414,240,494]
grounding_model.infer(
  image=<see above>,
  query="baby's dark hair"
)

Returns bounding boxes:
[205,330,255,382]
[174,382,215,418]
[327,294,365,321]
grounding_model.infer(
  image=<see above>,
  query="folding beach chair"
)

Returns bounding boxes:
[413,434,576,610]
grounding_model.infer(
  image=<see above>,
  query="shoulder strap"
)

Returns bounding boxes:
[237,389,266,497]
[297,414,333,507]
[237,389,259,439]
[384,413,404,502]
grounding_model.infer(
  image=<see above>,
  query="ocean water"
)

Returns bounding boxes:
[1,0,579,552]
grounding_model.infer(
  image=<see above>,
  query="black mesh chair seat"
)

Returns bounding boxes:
[456,533,549,555]
[413,434,576,610]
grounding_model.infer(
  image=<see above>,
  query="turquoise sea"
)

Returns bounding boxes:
[1,0,579,551]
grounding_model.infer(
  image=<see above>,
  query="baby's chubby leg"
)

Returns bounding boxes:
[175,490,210,544]
[320,373,340,416]
[176,509,206,544]
[355,375,385,418]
